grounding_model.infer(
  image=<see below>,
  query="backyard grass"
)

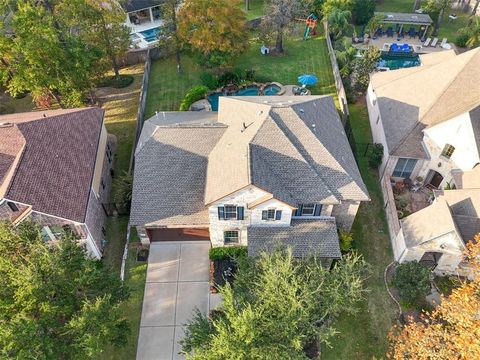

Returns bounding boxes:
[145,29,336,116]
[96,64,148,359]
[241,0,265,20]
[376,0,471,41]
[322,101,397,359]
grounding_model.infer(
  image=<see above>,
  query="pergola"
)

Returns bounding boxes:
[376,12,433,40]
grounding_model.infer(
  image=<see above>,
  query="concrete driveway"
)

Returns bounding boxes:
[136,241,217,360]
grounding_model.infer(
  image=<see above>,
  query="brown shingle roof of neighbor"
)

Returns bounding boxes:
[247,219,341,258]
[0,108,105,223]
[204,96,369,205]
[370,47,480,158]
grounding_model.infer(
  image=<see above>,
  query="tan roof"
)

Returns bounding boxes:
[452,166,480,189]
[402,198,458,247]
[0,124,26,198]
[371,47,480,158]
[419,50,457,67]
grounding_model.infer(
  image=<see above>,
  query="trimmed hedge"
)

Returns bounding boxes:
[209,246,248,260]
[98,74,134,88]
[179,85,209,111]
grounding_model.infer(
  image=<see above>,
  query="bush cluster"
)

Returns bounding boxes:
[179,85,209,111]
[392,261,431,306]
[368,143,384,169]
[454,32,469,47]
[339,229,354,252]
[97,75,134,89]
[209,246,248,260]
[200,68,270,89]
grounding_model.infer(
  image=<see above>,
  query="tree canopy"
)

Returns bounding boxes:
[388,235,480,359]
[0,0,129,107]
[0,221,129,359]
[181,249,371,359]
[178,0,249,67]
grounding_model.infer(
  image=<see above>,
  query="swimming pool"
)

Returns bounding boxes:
[207,84,281,111]
[378,53,421,70]
[139,27,160,43]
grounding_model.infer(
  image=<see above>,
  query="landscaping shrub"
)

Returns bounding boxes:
[392,261,431,305]
[209,246,248,260]
[179,85,209,111]
[352,0,375,25]
[454,32,469,48]
[0,103,14,115]
[98,74,134,88]
[200,72,219,90]
[368,143,384,168]
[113,171,133,214]
[339,229,354,252]
[216,69,245,87]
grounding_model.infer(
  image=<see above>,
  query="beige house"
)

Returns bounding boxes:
[130,96,369,263]
[366,48,480,274]
[0,108,115,258]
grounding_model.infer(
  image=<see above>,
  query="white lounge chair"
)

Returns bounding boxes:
[423,37,431,46]
[431,37,439,47]
[440,38,447,47]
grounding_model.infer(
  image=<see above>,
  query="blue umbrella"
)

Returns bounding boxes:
[298,74,318,86]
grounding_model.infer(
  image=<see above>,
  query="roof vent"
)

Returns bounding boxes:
[0,122,13,128]
[311,124,316,132]
[257,111,263,116]
[299,108,305,114]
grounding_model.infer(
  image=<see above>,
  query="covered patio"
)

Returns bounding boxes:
[123,0,163,34]
[373,12,433,42]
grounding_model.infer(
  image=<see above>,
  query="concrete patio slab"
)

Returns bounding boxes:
[136,326,174,360]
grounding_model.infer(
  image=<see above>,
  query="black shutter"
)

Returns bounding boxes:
[218,206,225,220]
[314,204,322,216]
[237,206,244,220]
[275,210,282,220]
[262,210,268,220]
[294,205,303,216]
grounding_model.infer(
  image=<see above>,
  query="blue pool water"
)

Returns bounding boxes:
[207,84,281,111]
[378,53,421,70]
[139,27,160,42]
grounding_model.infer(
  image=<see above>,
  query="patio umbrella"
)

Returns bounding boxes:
[298,74,318,86]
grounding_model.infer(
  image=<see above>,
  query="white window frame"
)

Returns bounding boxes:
[224,205,237,220]
[301,204,316,216]
[392,158,417,178]
[224,230,239,244]
[441,144,455,159]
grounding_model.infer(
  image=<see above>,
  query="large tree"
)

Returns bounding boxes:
[178,0,248,67]
[388,235,480,359]
[425,0,454,35]
[158,0,183,73]
[328,8,352,39]
[0,221,130,359]
[181,249,371,358]
[261,0,307,53]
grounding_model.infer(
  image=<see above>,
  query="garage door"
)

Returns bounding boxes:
[147,228,210,242]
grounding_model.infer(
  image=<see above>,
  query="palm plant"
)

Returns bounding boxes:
[328,8,352,40]
[334,38,357,77]
[463,17,480,47]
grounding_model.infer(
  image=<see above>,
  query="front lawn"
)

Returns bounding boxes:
[322,101,397,359]
[376,0,470,41]
[145,28,335,116]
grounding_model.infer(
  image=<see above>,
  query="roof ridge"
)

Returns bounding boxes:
[269,108,339,202]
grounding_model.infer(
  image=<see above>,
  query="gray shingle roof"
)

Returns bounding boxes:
[247,219,341,258]
[130,124,226,227]
[123,0,162,13]
[371,48,480,158]
[376,12,433,25]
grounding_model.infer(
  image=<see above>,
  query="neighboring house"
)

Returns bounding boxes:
[367,48,480,188]
[130,96,369,264]
[396,187,480,275]
[366,48,480,274]
[0,108,115,258]
[122,0,163,49]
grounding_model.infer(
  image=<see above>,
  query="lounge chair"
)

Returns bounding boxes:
[440,38,448,47]
[423,37,432,46]
[431,37,439,47]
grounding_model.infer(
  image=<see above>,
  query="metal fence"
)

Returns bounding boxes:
[323,21,349,123]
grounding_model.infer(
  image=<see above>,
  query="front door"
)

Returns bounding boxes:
[419,251,443,270]
[425,170,444,189]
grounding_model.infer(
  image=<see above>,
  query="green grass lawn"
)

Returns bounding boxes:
[376,0,470,41]
[145,29,335,116]
[242,0,265,20]
[322,101,397,359]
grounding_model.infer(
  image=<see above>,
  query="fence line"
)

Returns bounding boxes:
[129,48,152,173]
[323,21,349,123]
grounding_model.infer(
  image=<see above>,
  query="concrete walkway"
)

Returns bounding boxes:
[136,241,213,360]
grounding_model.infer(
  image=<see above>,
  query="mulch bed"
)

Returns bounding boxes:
[210,258,237,293]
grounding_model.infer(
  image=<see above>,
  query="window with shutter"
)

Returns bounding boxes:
[218,206,225,220]
[224,205,237,219]
[275,210,282,220]
[237,206,244,220]
[262,210,268,220]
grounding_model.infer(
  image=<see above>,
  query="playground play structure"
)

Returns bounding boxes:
[303,14,318,40]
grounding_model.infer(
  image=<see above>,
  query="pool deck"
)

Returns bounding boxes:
[355,37,454,54]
